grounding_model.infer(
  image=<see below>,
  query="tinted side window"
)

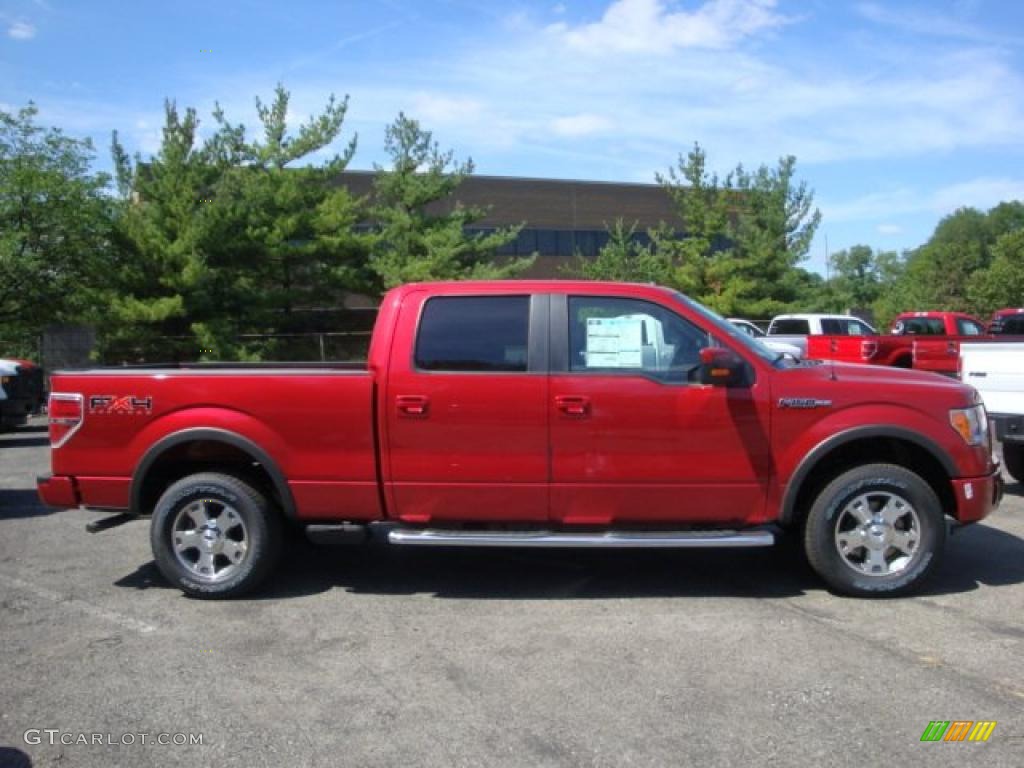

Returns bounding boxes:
[848,320,874,336]
[770,319,810,335]
[896,317,944,335]
[568,296,712,383]
[957,318,984,336]
[820,318,842,335]
[1001,315,1024,334]
[415,296,530,372]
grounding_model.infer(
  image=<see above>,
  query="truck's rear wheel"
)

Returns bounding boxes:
[1003,443,1024,484]
[803,464,944,597]
[150,472,281,599]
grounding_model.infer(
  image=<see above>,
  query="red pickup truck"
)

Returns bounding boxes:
[807,311,987,372]
[910,311,1024,376]
[37,282,1001,599]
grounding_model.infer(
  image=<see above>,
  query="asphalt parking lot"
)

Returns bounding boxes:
[1,417,1023,767]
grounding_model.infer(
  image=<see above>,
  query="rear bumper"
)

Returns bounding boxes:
[37,474,80,509]
[951,468,1002,524]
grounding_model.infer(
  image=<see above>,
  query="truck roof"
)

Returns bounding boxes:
[770,313,867,322]
[892,311,981,320]
[392,279,673,293]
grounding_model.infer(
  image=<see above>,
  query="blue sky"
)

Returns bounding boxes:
[3,0,1024,274]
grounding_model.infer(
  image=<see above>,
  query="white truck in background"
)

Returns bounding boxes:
[766,314,877,357]
[727,318,803,358]
[960,342,1024,483]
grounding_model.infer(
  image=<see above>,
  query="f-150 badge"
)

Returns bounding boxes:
[89,395,153,415]
[778,398,832,409]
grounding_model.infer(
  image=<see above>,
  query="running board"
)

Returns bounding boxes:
[387,528,774,548]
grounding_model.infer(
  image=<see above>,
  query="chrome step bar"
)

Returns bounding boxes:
[388,528,774,548]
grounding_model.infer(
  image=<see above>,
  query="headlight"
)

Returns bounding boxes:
[949,404,988,447]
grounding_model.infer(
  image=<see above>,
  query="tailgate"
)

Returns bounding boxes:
[960,342,1024,414]
[912,338,960,373]
[806,335,869,362]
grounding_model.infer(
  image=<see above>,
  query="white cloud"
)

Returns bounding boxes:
[8,21,36,40]
[409,93,483,125]
[558,0,789,54]
[877,223,903,236]
[855,2,1019,43]
[930,177,1024,212]
[550,113,613,137]
[823,177,1024,226]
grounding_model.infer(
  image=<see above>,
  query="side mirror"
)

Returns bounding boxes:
[699,347,748,388]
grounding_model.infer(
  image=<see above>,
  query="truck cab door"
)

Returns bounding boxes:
[548,293,772,526]
[383,291,550,524]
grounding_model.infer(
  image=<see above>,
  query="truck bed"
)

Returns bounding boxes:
[48,365,381,521]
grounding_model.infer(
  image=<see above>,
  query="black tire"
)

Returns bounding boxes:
[803,463,945,597]
[150,472,282,599]
[1003,443,1024,484]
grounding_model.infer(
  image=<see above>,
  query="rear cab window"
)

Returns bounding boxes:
[415,296,530,372]
[896,317,945,335]
[956,318,985,336]
[769,318,810,335]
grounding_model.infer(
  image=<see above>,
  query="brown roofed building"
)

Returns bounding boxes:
[337,171,684,278]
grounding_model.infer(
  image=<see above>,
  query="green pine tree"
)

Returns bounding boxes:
[366,113,532,291]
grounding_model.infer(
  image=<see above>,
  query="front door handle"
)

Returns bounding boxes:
[396,395,430,417]
[555,395,591,417]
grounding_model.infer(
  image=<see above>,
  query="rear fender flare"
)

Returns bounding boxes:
[130,427,296,519]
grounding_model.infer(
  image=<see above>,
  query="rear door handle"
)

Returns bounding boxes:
[555,395,591,417]
[396,395,430,417]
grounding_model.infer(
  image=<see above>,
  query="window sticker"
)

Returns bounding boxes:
[585,317,644,368]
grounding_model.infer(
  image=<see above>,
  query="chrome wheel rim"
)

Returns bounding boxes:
[834,492,921,577]
[172,499,248,583]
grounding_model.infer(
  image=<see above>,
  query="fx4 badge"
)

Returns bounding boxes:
[778,397,832,409]
[89,395,153,415]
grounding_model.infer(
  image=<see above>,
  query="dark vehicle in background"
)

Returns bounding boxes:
[989,308,1024,335]
[0,358,46,428]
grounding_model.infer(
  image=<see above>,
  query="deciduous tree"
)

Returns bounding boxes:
[0,103,112,355]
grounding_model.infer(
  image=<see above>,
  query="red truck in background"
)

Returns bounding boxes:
[807,311,987,372]
[988,308,1024,334]
[913,310,1024,376]
[37,282,1001,599]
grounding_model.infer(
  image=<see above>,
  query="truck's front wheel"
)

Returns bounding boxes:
[804,464,945,597]
[1003,443,1023,484]
[150,472,282,599]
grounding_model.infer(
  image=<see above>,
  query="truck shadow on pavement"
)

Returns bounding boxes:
[115,519,1024,601]
[0,489,56,520]
[0,748,32,768]
[0,435,50,449]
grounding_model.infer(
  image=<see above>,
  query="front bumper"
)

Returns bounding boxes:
[37,474,80,509]
[951,468,1003,524]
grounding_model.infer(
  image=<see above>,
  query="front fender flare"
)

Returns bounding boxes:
[779,425,957,527]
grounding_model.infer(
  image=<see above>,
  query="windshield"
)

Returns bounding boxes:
[670,292,783,364]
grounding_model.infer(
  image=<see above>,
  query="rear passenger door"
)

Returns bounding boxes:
[384,291,550,524]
